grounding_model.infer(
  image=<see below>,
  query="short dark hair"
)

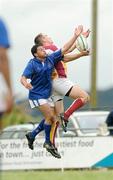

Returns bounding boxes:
[34,33,43,45]
[31,44,40,57]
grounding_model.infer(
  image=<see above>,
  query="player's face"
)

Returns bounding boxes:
[35,46,47,59]
[42,34,53,44]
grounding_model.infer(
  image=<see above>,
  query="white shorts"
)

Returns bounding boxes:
[29,98,54,109]
[51,78,74,102]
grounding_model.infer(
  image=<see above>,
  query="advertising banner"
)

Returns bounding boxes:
[0,137,113,170]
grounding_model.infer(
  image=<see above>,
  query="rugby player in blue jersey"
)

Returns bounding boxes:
[20,25,89,158]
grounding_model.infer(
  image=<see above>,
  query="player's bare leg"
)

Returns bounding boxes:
[60,85,90,131]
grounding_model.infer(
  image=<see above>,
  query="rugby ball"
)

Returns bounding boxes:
[75,34,88,52]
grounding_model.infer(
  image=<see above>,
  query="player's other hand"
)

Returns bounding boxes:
[20,76,33,90]
[24,83,33,90]
[74,25,83,37]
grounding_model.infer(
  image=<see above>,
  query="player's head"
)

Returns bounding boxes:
[31,44,47,59]
[34,33,53,45]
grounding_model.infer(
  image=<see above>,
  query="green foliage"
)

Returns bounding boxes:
[1,105,36,128]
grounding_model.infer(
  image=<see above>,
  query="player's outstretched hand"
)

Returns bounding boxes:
[81,49,91,56]
[74,25,83,37]
[82,29,91,38]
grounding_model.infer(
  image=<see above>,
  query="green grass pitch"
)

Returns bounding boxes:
[1,169,113,180]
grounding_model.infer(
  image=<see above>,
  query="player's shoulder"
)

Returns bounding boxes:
[0,18,5,27]
[28,58,36,66]
[44,44,58,51]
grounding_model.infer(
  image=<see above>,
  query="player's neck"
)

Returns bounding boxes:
[36,57,45,62]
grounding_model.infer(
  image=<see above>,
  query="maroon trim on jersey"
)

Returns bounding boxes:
[54,61,67,78]
[44,44,67,78]
[44,44,58,51]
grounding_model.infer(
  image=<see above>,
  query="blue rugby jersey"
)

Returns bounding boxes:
[0,18,10,48]
[22,49,63,100]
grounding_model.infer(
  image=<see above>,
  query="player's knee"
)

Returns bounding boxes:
[44,112,55,124]
[48,115,56,124]
[87,94,90,102]
[83,94,90,104]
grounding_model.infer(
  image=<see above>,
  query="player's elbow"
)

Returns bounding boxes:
[63,55,70,62]
[61,47,68,55]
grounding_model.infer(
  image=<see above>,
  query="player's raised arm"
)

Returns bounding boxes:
[61,25,83,55]
[64,29,90,54]
[63,50,90,63]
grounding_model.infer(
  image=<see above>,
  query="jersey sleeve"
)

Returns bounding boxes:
[0,19,10,48]
[22,61,34,79]
[49,49,63,64]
